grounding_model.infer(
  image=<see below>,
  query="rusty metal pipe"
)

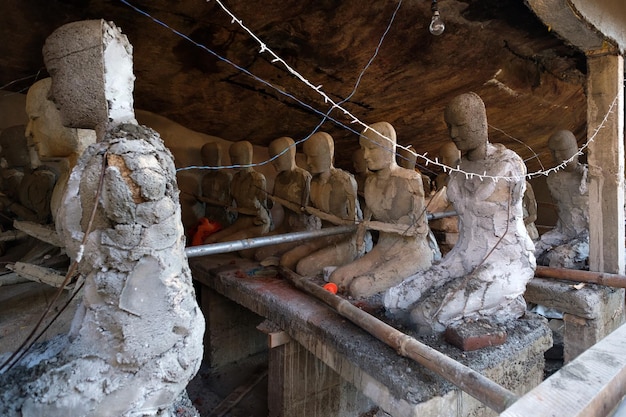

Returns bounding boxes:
[185,225,356,258]
[535,265,626,288]
[279,266,519,413]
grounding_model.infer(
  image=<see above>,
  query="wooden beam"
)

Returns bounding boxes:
[586,53,625,275]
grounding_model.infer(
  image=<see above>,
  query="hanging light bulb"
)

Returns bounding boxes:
[429,0,445,36]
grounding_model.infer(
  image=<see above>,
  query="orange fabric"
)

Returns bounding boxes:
[191,217,222,246]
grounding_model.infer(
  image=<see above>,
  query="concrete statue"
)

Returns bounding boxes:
[203,140,271,245]
[199,141,234,229]
[254,136,316,261]
[280,131,363,276]
[384,92,535,334]
[329,122,433,298]
[0,19,204,417]
[534,129,589,269]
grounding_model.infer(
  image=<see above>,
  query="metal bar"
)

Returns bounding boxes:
[185,225,357,258]
[427,210,457,221]
[279,266,519,413]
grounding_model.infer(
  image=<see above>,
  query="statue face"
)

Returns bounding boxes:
[359,136,392,172]
[305,146,330,174]
[444,111,483,154]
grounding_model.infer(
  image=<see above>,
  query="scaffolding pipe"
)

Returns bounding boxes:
[535,265,626,288]
[185,225,357,258]
[278,266,519,413]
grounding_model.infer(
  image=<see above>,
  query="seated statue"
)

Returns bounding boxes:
[199,141,234,229]
[23,77,96,225]
[204,140,271,244]
[384,92,535,334]
[397,144,431,195]
[255,136,316,261]
[280,131,362,276]
[329,122,433,298]
[534,130,589,269]
[0,125,56,224]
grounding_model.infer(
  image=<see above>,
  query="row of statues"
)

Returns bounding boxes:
[0,17,592,417]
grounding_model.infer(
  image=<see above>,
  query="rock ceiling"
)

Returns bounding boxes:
[0,0,587,175]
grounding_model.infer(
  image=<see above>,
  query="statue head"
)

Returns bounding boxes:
[548,130,579,171]
[25,78,95,166]
[269,137,296,173]
[352,148,367,175]
[200,142,223,167]
[359,121,397,172]
[438,141,461,168]
[42,20,135,131]
[229,140,253,167]
[397,145,417,170]
[303,132,334,175]
[444,92,488,161]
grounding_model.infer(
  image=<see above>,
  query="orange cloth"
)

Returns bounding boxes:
[191,217,222,246]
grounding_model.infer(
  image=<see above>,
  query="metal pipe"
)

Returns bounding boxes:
[185,225,357,258]
[279,266,519,413]
[427,210,457,221]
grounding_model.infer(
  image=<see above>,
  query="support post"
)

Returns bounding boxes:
[586,53,625,275]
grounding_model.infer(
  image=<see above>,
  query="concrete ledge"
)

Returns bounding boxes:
[525,278,623,319]
[191,256,552,417]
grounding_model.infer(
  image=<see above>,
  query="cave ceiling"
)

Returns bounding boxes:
[0,0,587,175]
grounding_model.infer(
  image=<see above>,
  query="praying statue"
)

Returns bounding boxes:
[0,19,204,417]
[199,141,234,229]
[329,122,433,298]
[280,131,363,276]
[384,92,535,334]
[534,129,589,269]
[255,136,316,261]
[203,140,271,244]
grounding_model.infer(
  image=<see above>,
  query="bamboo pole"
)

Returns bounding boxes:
[278,266,519,413]
[535,265,626,288]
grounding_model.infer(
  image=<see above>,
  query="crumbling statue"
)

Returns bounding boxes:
[329,122,433,298]
[0,19,204,417]
[204,140,271,244]
[534,130,589,269]
[384,92,535,333]
[280,131,362,276]
[255,136,316,261]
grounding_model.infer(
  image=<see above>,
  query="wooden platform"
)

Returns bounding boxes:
[190,255,552,417]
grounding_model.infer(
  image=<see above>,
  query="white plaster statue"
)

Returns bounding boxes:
[254,136,316,261]
[0,19,204,417]
[204,140,271,244]
[534,129,589,269]
[397,144,431,196]
[329,122,433,298]
[384,92,535,334]
[280,131,362,276]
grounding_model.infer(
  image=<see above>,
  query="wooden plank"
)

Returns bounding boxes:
[501,322,626,417]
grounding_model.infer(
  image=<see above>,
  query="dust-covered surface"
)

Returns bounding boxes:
[191,256,551,407]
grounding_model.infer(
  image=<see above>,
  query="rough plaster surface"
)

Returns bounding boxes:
[0,124,205,417]
[385,143,535,333]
